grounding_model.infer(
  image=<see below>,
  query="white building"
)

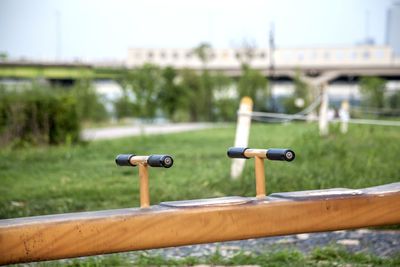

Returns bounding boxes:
[386,2,400,58]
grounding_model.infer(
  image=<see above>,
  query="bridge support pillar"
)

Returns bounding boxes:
[300,71,339,134]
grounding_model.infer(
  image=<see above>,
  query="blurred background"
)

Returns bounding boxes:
[0,0,400,265]
[1,0,399,135]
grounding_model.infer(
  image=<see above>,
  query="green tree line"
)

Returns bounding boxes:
[1,57,400,149]
[0,63,270,148]
[114,63,269,122]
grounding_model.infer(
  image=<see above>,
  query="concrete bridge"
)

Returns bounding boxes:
[0,61,128,82]
[128,45,400,86]
[1,45,400,86]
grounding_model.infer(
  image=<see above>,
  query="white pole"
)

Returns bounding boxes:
[319,83,329,136]
[339,101,350,134]
[231,97,253,179]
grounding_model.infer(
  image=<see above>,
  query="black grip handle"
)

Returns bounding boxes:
[227,147,249,159]
[266,149,295,161]
[115,154,136,166]
[147,155,174,168]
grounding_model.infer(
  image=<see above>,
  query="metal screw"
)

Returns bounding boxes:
[164,157,172,165]
[285,151,293,160]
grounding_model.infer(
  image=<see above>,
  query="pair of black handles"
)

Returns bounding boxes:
[115,147,295,168]
[115,154,174,168]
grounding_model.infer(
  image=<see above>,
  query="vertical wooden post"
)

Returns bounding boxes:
[254,156,266,199]
[319,82,329,136]
[340,101,349,134]
[138,164,150,208]
[231,97,253,179]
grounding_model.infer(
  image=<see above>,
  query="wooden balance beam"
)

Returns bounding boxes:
[1,149,399,265]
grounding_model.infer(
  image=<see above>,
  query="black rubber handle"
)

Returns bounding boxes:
[266,149,295,161]
[227,147,249,159]
[115,154,136,166]
[147,155,174,168]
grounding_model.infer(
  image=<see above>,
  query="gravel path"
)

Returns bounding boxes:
[81,122,218,140]
[141,229,400,259]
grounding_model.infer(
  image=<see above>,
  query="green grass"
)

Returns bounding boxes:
[1,122,399,219]
[18,246,400,266]
[2,122,400,266]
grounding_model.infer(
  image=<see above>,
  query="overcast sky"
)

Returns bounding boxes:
[0,0,395,60]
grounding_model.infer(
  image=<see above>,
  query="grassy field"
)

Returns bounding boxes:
[1,121,400,266]
[1,122,399,219]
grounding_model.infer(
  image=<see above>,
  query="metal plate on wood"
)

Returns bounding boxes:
[270,188,363,200]
[363,182,400,195]
[160,196,253,208]
[270,183,400,201]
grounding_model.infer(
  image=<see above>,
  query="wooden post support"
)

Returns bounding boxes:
[339,101,350,134]
[254,156,266,199]
[231,97,253,179]
[319,82,329,136]
[139,164,150,208]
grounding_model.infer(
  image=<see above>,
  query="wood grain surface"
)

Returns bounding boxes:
[1,182,399,265]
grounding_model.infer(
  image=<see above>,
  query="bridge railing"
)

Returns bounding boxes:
[127,45,397,68]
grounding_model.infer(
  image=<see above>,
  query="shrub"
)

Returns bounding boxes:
[388,90,400,109]
[114,91,136,119]
[237,63,269,111]
[72,79,109,122]
[280,71,310,114]
[214,98,238,121]
[0,83,80,147]
[179,68,204,121]
[359,76,386,108]
[126,64,163,119]
[159,66,186,121]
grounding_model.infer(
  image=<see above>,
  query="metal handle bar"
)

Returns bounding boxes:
[227,147,295,162]
[116,154,174,168]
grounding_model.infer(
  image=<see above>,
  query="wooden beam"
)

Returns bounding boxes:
[1,182,399,265]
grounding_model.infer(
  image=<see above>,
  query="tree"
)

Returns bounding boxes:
[114,76,135,119]
[71,79,109,122]
[179,68,204,121]
[232,39,257,66]
[213,72,236,121]
[192,43,212,65]
[281,71,310,114]
[114,90,135,119]
[159,66,184,121]
[388,90,400,109]
[359,76,386,108]
[293,71,310,104]
[200,69,215,121]
[127,64,163,119]
[193,43,214,120]
[237,64,268,111]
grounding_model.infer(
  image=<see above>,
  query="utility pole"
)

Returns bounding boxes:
[365,10,369,43]
[269,22,276,111]
[56,10,62,60]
